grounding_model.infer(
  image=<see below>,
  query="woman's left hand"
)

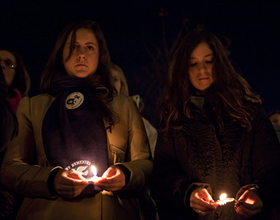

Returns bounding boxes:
[235,189,263,218]
[94,166,125,191]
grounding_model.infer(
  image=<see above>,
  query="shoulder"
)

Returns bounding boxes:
[109,94,142,123]
[23,94,54,103]
[18,94,55,111]
[110,94,137,109]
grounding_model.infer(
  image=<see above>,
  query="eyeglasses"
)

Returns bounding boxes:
[0,57,17,69]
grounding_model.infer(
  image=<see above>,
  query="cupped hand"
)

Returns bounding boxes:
[235,189,263,218]
[94,166,125,192]
[190,187,218,216]
[54,170,88,199]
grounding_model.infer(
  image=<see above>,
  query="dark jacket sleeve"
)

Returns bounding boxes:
[251,106,280,211]
[0,68,18,154]
[150,131,209,219]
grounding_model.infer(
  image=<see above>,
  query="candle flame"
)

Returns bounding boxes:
[91,166,97,177]
[219,193,227,201]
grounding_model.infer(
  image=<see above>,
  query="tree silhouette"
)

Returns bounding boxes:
[137,8,190,126]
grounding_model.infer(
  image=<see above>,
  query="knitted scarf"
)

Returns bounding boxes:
[42,76,108,197]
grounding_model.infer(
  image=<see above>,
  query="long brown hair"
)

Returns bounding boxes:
[160,29,261,136]
[40,20,116,124]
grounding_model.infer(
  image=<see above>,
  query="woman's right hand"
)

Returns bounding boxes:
[190,187,218,217]
[54,170,88,199]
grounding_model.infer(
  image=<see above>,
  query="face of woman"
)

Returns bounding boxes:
[188,42,214,95]
[111,68,121,94]
[63,28,99,78]
[270,113,280,126]
[0,50,16,87]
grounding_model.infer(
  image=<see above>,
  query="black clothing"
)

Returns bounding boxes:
[0,68,17,154]
[151,102,280,220]
[0,67,18,219]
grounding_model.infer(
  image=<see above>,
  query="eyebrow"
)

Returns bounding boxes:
[190,54,213,59]
[66,42,97,46]
[0,57,14,62]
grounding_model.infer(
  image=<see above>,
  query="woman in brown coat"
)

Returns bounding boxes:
[1,20,154,220]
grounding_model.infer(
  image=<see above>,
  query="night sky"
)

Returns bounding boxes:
[1,0,279,125]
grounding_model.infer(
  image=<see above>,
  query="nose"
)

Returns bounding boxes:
[77,48,87,59]
[0,60,5,69]
[197,62,206,73]
[78,54,86,59]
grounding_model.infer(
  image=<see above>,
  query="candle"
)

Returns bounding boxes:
[86,165,101,182]
[212,193,236,205]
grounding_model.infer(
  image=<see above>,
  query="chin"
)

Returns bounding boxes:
[73,72,92,78]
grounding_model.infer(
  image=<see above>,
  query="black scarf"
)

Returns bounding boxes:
[42,76,108,197]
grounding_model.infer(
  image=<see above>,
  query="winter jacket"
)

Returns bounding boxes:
[0,68,17,154]
[0,67,18,219]
[1,93,154,220]
[151,102,280,220]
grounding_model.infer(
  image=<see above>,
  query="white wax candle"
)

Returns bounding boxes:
[86,166,101,182]
[212,193,236,205]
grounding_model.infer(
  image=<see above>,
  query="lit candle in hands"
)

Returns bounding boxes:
[86,166,101,183]
[212,193,236,206]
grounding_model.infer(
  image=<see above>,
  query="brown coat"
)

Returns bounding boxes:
[1,93,153,220]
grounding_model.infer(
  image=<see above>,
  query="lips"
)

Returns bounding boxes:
[75,63,87,67]
[199,77,209,80]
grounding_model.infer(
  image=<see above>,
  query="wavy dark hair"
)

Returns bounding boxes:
[0,48,30,98]
[160,29,261,136]
[40,20,116,124]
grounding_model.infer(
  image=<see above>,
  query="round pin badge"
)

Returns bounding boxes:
[65,92,84,109]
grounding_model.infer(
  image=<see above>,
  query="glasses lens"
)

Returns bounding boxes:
[0,58,16,69]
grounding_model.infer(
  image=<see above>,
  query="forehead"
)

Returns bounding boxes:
[0,50,16,62]
[270,113,280,119]
[111,69,120,78]
[191,42,213,57]
[66,28,98,44]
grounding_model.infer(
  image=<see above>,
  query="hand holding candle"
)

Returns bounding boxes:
[94,166,125,191]
[190,187,218,217]
[234,189,263,218]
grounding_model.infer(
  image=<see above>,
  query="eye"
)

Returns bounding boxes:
[205,60,214,64]
[0,58,16,69]
[190,62,197,67]
[73,45,80,50]
[113,76,120,82]
[86,45,94,51]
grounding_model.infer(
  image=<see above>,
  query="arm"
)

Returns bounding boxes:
[236,106,280,216]
[120,96,153,189]
[95,96,153,191]
[251,107,280,206]
[0,68,18,153]
[151,131,213,217]
[1,96,57,198]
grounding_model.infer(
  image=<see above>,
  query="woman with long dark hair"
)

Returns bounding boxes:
[151,29,280,220]
[1,20,154,220]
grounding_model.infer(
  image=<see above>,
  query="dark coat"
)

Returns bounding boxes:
[0,67,17,155]
[151,102,280,220]
[0,67,18,219]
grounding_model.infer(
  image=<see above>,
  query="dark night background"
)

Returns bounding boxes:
[1,0,279,126]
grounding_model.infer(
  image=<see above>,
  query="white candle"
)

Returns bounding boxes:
[86,166,101,182]
[212,193,236,205]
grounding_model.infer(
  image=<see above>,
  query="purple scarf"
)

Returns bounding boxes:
[42,76,108,197]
